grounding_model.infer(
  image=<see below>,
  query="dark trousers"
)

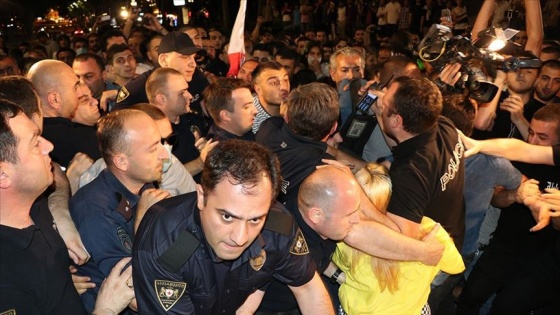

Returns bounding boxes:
[457,247,560,315]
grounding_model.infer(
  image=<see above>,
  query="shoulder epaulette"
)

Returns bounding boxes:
[157,230,199,273]
[264,205,294,236]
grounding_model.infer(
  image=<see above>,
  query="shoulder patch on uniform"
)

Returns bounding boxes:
[116,226,132,254]
[263,205,294,236]
[116,87,129,103]
[1,309,16,315]
[154,280,187,311]
[289,228,309,255]
[250,249,267,271]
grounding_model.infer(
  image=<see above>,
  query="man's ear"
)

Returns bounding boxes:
[112,153,129,172]
[158,54,168,67]
[0,165,13,189]
[219,109,231,123]
[196,184,205,210]
[307,206,324,225]
[253,83,262,95]
[155,93,166,106]
[46,92,61,111]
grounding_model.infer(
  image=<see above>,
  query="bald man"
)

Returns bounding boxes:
[27,60,101,167]
[259,165,445,313]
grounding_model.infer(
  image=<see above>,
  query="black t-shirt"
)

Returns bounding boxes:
[0,197,86,314]
[388,117,466,250]
[490,159,559,256]
[42,117,101,168]
[471,93,545,140]
[206,124,255,141]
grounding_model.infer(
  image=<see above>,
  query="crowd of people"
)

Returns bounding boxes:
[1,0,560,314]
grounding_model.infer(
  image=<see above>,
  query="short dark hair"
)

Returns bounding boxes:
[201,139,282,201]
[106,43,133,65]
[203,77,251,122]
[532,104,560,140]
[56,47,76,59]
[0,99,22,163]
[253,43,272,55]
[441,93,476,136]
[0,76,40,120]
[99,29,127,52]
[73,53,105,72]
[97,109,142,164]
[541,59,560,71]
[391,76,442,134]
[274,48,300,68]
[286,82,339,140]
[251,61,284,85]
[72,37,88,49]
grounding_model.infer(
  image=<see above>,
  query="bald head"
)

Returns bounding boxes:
[299,166,357,217]
[298,165,361,240]
[27,59,83,118]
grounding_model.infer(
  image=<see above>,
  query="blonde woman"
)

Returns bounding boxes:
[332,163,465,315]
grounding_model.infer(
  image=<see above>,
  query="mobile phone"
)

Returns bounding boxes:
[355,73,394,114]
[441,9,451,22]
[100,14,111,22]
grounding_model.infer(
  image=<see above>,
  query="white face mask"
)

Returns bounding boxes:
[162,144,173,173]
[308,56,322,64]
[75,47,88,56]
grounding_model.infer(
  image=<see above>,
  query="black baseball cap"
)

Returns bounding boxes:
[158,31,201,55]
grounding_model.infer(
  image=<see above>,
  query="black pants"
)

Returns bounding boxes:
[457,247,560,315]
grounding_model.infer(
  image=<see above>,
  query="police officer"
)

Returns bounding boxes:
[70,109,169,313]
[132,140,334,314]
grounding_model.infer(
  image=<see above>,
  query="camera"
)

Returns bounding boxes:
[418,24,520,103]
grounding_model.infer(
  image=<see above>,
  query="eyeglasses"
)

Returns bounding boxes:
[161,133,177,146]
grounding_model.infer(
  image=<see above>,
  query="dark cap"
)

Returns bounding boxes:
[158,31,201,55]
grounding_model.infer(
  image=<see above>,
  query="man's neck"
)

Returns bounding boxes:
[533,91,547,104]
[109,167,143,195]
[0,194,35,228]
[258,96,280,117]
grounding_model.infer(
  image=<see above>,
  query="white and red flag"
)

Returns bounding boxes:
[226,0,247,77]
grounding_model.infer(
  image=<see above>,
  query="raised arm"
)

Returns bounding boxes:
[471,0,495,42]
[524,0,543,57]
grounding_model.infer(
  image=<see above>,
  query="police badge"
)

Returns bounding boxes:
[154,280,187,311]
[250,249,267,271]
[289,228,309,255]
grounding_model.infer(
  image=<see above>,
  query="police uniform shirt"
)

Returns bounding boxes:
[0,196,87,315]
[42,117,101,168]
[172,114,201,164]
[388,116,466,250]
[70,168,150,312]
[113,70,152,111]
[132,193,315,315]
[255,117,334,207]
[206,124,255,142]
[259,200,338,312]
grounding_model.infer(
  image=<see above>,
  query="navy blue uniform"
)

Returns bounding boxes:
[70,169,151,312]
[132,193,316,315]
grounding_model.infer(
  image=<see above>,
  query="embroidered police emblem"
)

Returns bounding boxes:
[289,228,309,255]
[154,280,187,311]
[116,227,133,254]
[0,309,16,315]
[116,87,130,103]
[250,249,267,271]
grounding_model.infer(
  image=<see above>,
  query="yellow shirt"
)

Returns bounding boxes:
[332,217,465,315]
